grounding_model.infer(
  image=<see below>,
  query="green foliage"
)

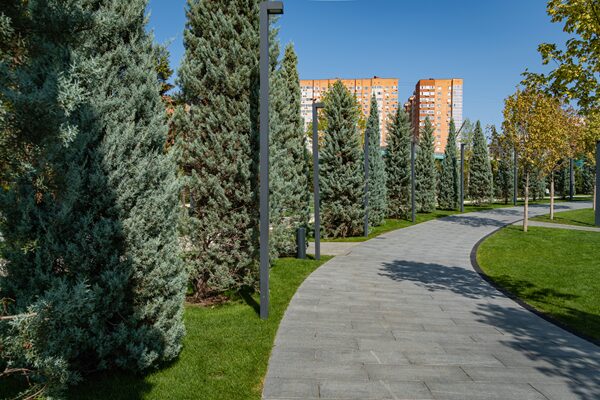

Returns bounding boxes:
[489,125,514,204]
[415,117,437,213]
[468,121,493,205]
[578,161,595,195]
[270,44,310,257]
[176,0,261,297]
[65,257,331,400]
[438,119,460,210]
[556,164,571,198]
[1,0,185,395]
[154,43,174,97]
[365,95,387,227]
[320,80,365,238]
[522,0,599,113]
[385,108,412,219]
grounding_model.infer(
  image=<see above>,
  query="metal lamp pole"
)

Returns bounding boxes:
[460,143,465,213]
[364,123,370,237]
[259,0,283,320]
[569,158,575,201]
[596,141,600,226]
[312,101,324,260]
[411,139,416,223]
[513,149,518,206]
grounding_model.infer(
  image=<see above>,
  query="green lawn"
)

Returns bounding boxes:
[532,207,596,227]
[0,256,330,400]
[477,225,600,341]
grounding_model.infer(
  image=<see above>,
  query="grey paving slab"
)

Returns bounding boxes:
[263,202,600,400]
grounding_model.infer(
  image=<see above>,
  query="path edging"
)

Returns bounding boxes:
[470,221,600,347]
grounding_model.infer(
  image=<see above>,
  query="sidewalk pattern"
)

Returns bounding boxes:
[263,203,599,400]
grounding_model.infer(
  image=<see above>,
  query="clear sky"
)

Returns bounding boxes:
[147,0,569,129]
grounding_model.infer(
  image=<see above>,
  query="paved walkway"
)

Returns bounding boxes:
[308,242,360,256]
[263,202,600,400]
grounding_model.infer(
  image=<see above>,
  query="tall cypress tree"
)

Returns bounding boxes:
[468,121,493,205]
[270,44,310,257]
[321,80,364,238]
[385,108,411,219]
[438,119,459,210]
[365,95,387,226]
[0,0,185,391]
[489,126,514,204]
[415,117,437,212]
[176,0,260,298]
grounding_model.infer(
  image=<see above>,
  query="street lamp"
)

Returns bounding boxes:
[364,121,370,237]
[595,141,600,227]
[569,158,575,201]
[513,149,518,206]
[460,143,465,213]
[411,138,416,223]
[312,101,324,260]
[259,0,283,320]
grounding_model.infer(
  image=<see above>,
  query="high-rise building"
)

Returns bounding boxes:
[404,78,463,156]
[300,77,399,146]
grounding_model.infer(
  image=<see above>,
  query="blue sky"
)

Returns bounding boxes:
[147,0,569,129]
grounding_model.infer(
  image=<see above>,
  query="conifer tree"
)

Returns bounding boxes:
[0,0,185,392]
[468,121,493,205]
[321,81,364,237]
[415,117,437,212]
[385,108,411,219]
[176,0,261,297]
[489,125,514,204]
[438,119,459,210]
[270,44,310,257]
[365,95,387,226]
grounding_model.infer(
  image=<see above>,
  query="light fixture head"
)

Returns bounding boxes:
[263,1,284,15]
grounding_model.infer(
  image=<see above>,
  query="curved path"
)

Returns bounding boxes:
[263,202,600,400]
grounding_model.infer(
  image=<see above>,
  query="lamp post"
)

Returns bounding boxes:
[312,101,324,260]
[569,158,575,201]
[364,121,370,237]
[411,139,416,223]
[259,0,283,320]
[595,141,600,227]
[513,149,518,206]
[460,143,465,213]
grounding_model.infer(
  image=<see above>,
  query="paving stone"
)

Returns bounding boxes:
[262,202,600,399]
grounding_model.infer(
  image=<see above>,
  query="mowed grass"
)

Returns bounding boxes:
[532,207,596,227]
[60,256,329,400]
[477,225,600,341]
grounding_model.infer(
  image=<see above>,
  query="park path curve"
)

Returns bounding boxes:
[263,202,600,400]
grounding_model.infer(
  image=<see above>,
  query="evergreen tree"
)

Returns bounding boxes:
[320,80,364,238]
[270,44,310,257]
[489,126,514,204]
[176,0,261,298]
[468,121,493,205]
[438,119,459,210]
[415,117,437,212]
[385,108,411,219]
[580,161,595,195]
[555,163,570,198]
[0,0,185,392]
[365,94,387,227]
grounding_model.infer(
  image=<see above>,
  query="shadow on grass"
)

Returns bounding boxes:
[379,258,600,399]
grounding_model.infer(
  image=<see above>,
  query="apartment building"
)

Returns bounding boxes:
[300,77,399,146]
[404,78,463,156]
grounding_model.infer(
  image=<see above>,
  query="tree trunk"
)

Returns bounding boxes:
[550,173,555,220]
[523,171,529,232]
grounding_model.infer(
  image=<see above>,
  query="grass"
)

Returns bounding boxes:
[0,256,331,400]
[532,207,596,227]
[477,224,600,341]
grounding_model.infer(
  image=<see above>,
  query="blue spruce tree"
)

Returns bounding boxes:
[468,121,494,205]
[365,95,387,227]
[385,108,412,219]
[321,81,365,238]
[415,117,437,212]
[438,119,459,210]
